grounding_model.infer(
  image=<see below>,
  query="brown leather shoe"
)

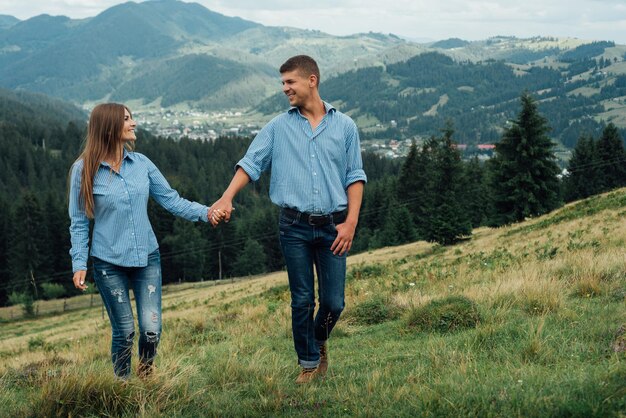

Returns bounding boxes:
[318,343,328,376]
[295,367,318,384]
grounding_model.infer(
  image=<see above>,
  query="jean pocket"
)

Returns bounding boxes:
[279,211,298,227]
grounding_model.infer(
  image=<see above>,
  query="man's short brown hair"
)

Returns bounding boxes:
[279,55,320,86]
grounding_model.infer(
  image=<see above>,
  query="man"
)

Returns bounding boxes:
[209,55,366,384]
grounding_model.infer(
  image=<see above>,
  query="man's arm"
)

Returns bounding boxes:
[330,180,364,255]
[208,167,251,226]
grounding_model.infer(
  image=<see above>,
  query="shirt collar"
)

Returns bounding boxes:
[100,148,134,167]
[288,101,336,115]
[124,149,135,161]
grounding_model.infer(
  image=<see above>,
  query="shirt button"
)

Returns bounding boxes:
[313,172,317,176]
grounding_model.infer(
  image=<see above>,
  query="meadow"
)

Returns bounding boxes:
[1,189,624,417]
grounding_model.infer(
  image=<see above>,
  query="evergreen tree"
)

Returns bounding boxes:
[232,238,267,277]
[462,156,490,227]
[235,204,282,272]
[399,138,435,238]
[397,140,421,209]
[425,125,472,245]
[488,92,561,225]
[351,226,373,253]
[563,134,599,201]
[204,218,239,280]
[360,177,394,233]
[596,123,626,192]
[44,192,72,285]
[161,218,208,282]
[371,195,417,247]
[0,196,9,304]
[8,192,50,298]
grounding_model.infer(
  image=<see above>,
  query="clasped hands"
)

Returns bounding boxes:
[208,197,234,227]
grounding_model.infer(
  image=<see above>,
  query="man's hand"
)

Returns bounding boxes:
[73,270,88,291]
[330,220,357,255]
[208,197,234,227]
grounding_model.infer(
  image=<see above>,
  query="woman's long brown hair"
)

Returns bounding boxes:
[74,103,134,218]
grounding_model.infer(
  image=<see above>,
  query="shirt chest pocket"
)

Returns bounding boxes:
[93,177,127,210]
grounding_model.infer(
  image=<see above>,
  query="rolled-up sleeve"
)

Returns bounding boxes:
[236,121,274,181]
[68,162,90,272]
[145,156,209,222]
[345,122,367,186]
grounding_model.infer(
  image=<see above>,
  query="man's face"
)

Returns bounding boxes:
[281,69,314,107]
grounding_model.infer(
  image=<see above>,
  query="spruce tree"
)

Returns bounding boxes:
[596,123,626,192]
[232,238,267,277]
[398,138,435,239]
[462,156,490,228]
[44,192,71,284]
[0,196,9,304]
[236,205,282,272]
[488,93,561,225]
[162,218,208,282]
[426,125,472,245]
[361,177,396,233]
[372,195,417,247]
[8,192,50,298]
[563,134,599,202]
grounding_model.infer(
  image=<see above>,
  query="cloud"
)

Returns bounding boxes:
[0,0,624,43]
[0,0,125,19]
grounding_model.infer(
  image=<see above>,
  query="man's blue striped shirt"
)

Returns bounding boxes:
[68,151,209,273]
[237,102,367,214]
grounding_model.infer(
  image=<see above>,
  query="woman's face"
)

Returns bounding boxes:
[122,108,137,142]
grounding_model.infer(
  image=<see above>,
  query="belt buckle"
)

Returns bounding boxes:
[308,214,327,226]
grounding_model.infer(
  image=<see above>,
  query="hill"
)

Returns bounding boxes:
[1,188,624,416]
[0,87,85,127]
[0,0,412,109]
[0,15,18,29]
[1,1,625,145]
[310,46,626,146]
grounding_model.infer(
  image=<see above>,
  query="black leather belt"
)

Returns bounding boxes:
[282,207,347,226]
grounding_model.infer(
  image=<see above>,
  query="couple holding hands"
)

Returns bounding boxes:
[69,55,367,383]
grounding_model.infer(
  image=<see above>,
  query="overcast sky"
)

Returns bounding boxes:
[1,0,625,44]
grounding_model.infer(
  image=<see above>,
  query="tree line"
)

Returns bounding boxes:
[1,91,625,311]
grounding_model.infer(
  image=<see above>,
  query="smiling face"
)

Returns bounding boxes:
[121,107,136,142]
[281,69,317,108]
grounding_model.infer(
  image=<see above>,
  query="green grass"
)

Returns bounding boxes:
[1,189,626,416]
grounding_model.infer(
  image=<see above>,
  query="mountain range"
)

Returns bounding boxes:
[1,0,625,146]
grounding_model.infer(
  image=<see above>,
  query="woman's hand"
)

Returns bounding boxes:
[208,197,234,227]
[73,270,88,291]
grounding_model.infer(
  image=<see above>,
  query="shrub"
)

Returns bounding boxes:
[406,296,481,333]
[572,279,603,298]
[519,290,561,315]
[347,264,388,282]
[28,336,47,351]
[41,283,66,300]
[349,296,401,325]
[8,291,35,317]
[7,291,26,306]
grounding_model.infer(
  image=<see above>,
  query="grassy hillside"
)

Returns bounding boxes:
[1,189,625,416]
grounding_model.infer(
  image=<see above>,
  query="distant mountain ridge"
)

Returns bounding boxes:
[0,87,85,127]
[0,15,18,29]
[0,0,413,109]
[0,1,625,145]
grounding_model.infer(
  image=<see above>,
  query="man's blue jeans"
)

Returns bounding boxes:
[92,250,162,379]
[278,209,347,369]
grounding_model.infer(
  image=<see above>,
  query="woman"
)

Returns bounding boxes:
[69,103,221,379]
